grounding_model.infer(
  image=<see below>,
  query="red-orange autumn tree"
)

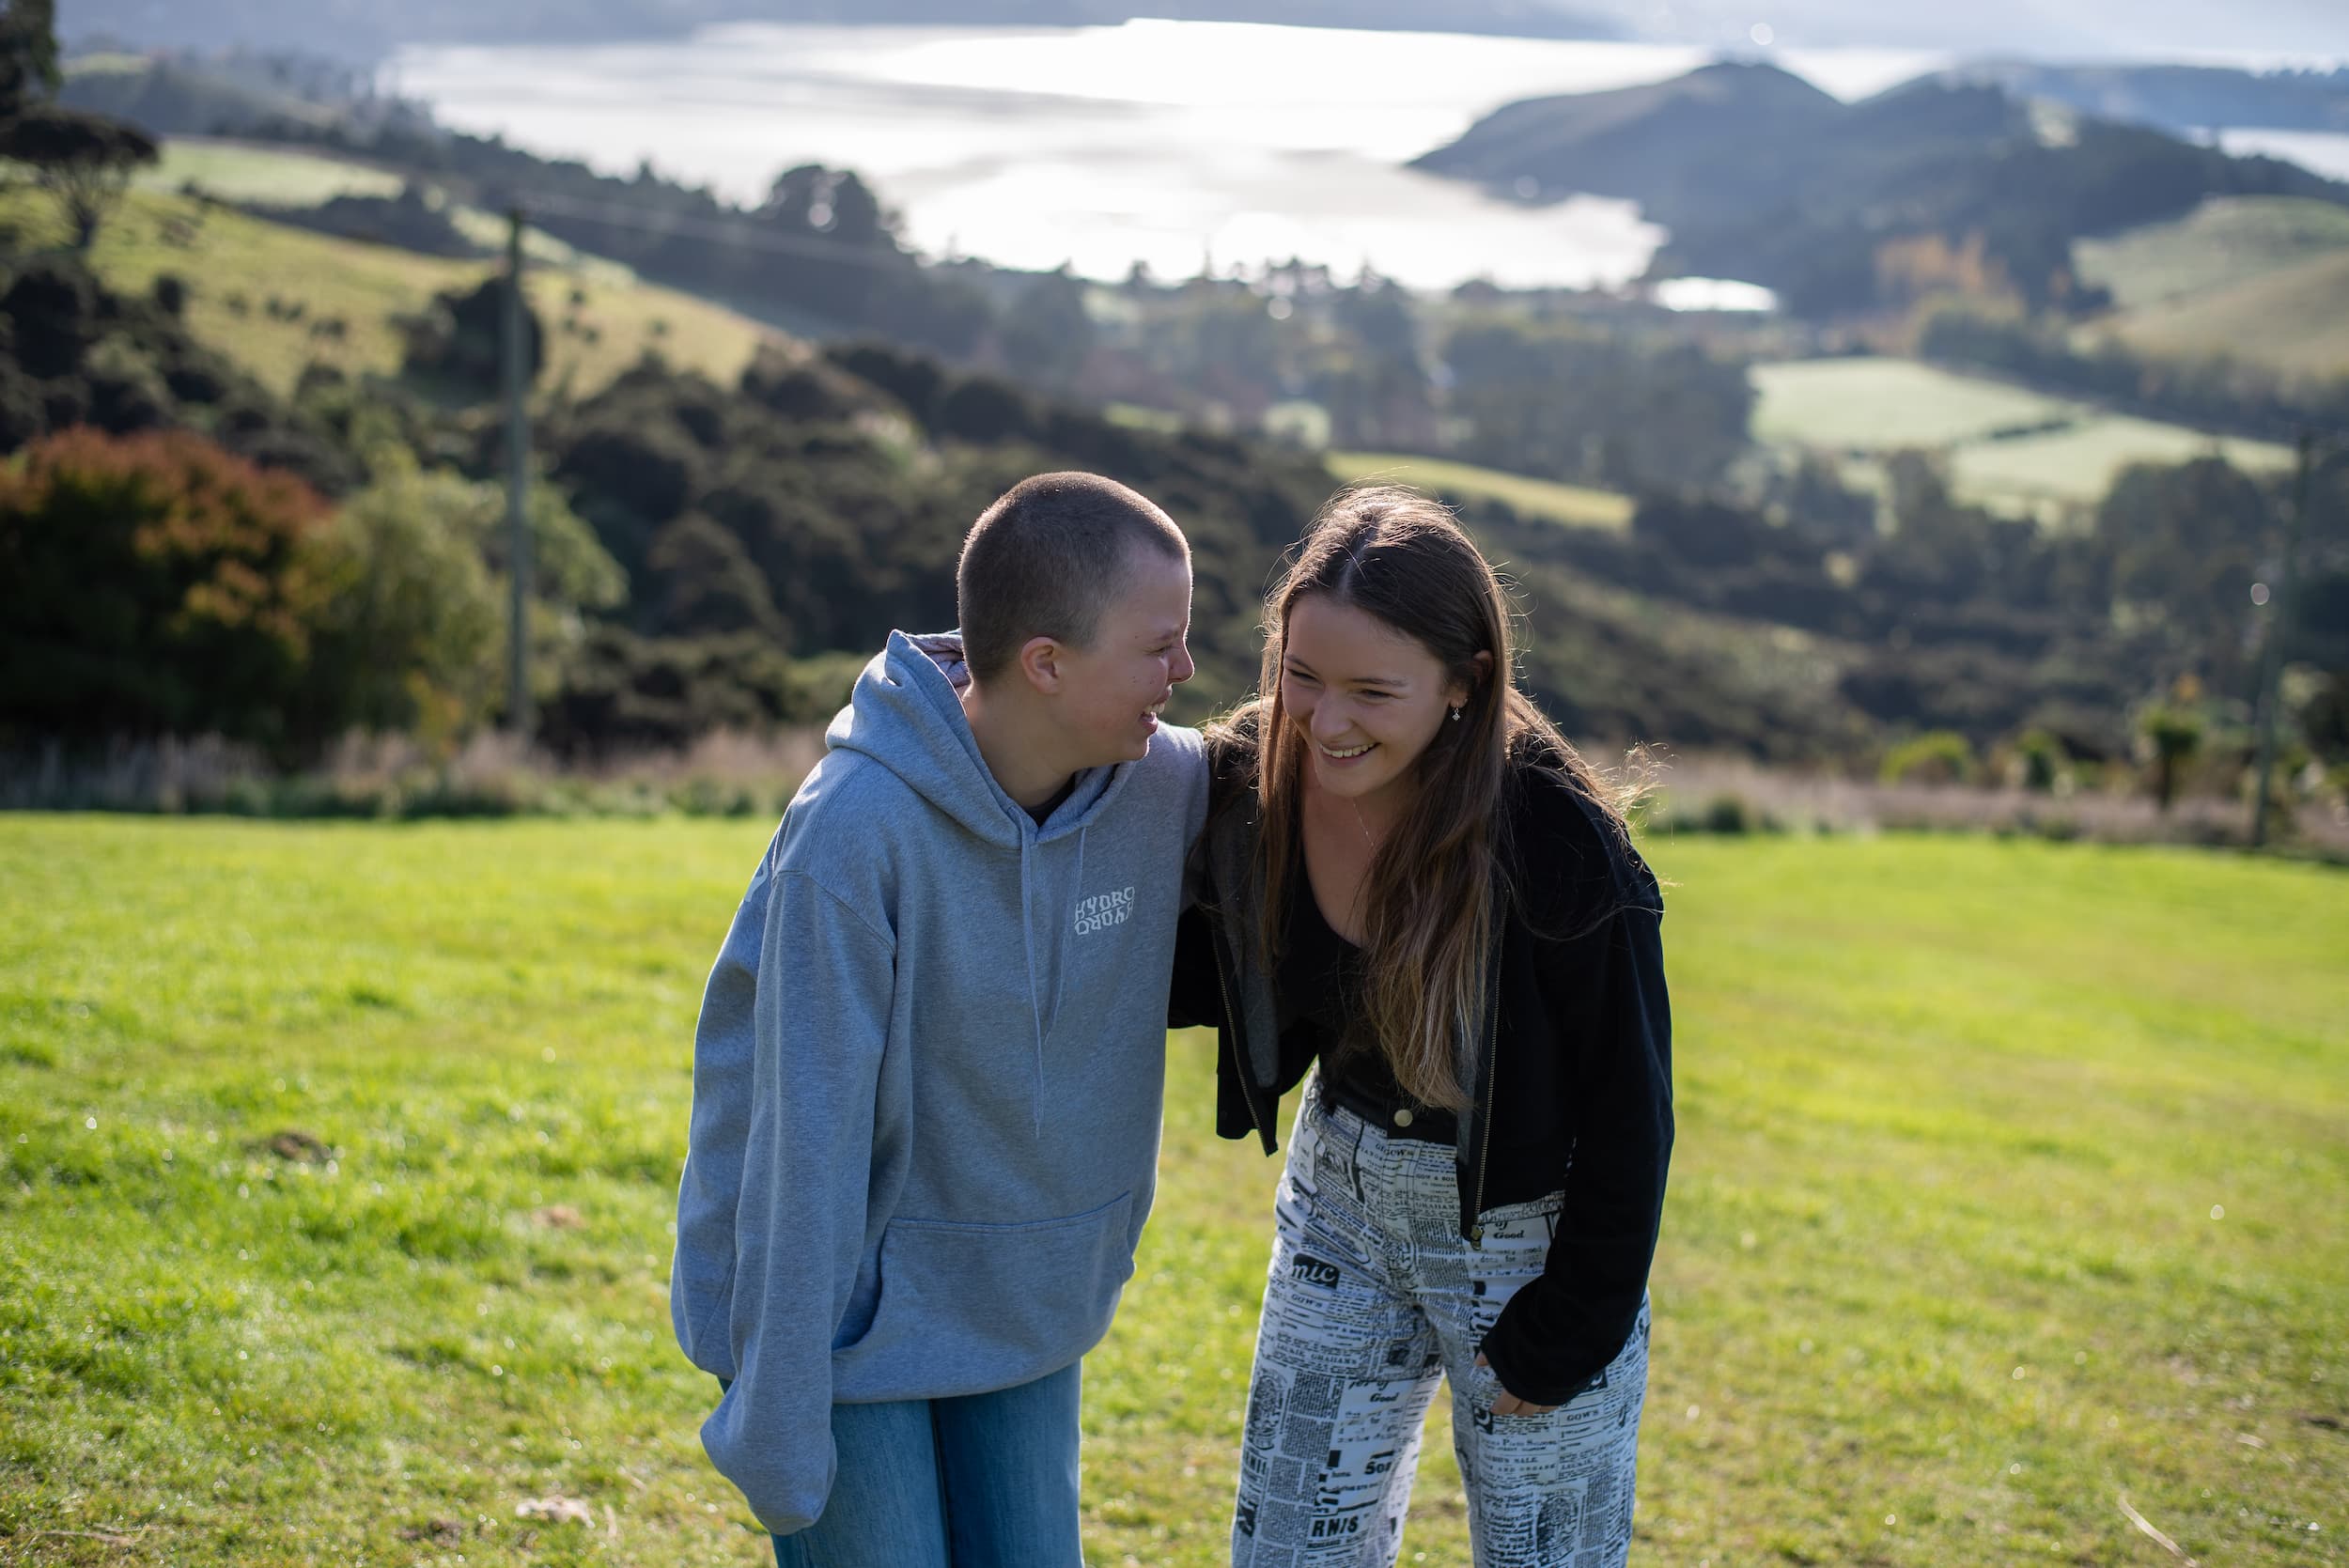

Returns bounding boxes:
[0,427,338,753]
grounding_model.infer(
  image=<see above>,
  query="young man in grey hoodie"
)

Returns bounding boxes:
[669,472,1209,1566]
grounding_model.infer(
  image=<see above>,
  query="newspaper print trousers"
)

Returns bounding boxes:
[1231,1085,1650,1568]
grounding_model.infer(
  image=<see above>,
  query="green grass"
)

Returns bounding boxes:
[1326,451,1636,531]
[2,819,2345,1565]
[1752,356,2298,511]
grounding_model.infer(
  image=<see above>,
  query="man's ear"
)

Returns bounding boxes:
[1017,635,1065,695]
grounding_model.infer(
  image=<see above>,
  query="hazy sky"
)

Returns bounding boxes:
[1583,0,2348,59]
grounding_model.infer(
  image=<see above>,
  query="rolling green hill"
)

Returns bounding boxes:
[2099,246,2349,383]
[2069,195,2349,381]
[2072,196,2349,311]
[145,137,659,274]
[4,178,778,399]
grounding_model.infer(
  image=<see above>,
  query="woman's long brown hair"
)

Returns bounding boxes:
[1220,486,1632,1111]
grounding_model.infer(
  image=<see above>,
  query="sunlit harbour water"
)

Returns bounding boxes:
[2216,127,2349,182]
[388,21,1944,290]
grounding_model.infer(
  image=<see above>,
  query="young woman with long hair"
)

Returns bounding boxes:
[1172,486,1672,1567]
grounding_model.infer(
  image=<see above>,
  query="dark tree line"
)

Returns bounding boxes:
[1919,306,2349,443]
[9,247,2342,770]
[1442,318,1753,492]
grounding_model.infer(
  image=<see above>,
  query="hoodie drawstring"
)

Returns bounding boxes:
[1019,830,1047,1140]
[1047,826,1085,1057]
[1018,822,1089,1141]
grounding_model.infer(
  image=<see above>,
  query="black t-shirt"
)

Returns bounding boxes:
[1279,877,1459,1141]
[1025,774,1077,825]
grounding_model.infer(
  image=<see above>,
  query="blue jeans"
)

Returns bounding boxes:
[767,1360,1085,1568]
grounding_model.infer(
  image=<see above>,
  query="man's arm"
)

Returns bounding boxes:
[698,869,894,1535]
[669,823,786,1380]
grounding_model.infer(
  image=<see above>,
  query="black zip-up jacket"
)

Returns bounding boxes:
[1170,724,1673,1405]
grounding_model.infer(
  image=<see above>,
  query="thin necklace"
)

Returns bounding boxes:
[1335,795,1378,939]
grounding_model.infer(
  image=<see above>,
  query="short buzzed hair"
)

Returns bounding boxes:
[957,472,1188,683]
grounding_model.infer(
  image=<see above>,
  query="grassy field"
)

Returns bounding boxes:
[2,819,2344,1566]
[4,173,777,400]
[1751,357,2299,511]
[1750,359,2076,452]
[1326,452,1636,531]
[1947,413,2300,512]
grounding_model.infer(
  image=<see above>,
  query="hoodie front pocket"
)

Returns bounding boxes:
[832,1190,1137,1401]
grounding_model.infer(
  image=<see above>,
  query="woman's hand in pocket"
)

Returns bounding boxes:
[1475,1354,1559,1417]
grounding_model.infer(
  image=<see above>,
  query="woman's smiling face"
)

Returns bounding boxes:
[1279,593,1470,806]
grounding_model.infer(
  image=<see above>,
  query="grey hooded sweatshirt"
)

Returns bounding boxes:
[669,629,1208,1534]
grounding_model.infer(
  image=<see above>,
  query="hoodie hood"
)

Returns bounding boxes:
[826,629,1124,847]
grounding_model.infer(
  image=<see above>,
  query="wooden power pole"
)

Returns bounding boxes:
[502,206,535,738]
[2249,431,2316,850]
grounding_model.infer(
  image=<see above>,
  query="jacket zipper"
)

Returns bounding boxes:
[1210,911,1269,1150]
[1467,939,1503,1247]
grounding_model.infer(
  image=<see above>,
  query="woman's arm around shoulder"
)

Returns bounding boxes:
[1503,749,1662,937]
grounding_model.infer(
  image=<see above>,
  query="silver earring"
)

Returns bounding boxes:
[1450,706,1463,722]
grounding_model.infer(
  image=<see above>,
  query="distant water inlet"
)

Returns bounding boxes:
[2214,128,2349,182]
[386,21,1939,289]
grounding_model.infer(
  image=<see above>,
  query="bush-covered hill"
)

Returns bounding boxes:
[1414,62,2349,318]
[530,341,1341,746]
[0,252,357,491]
